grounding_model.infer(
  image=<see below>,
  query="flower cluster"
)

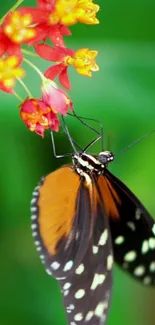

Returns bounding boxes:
[0,0,99,136]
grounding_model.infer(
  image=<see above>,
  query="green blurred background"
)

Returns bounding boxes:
[1,0,155,324]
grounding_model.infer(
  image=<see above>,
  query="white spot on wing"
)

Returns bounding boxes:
[32,231,37,237]
[31,224,37,230]
[92,245,99,254]
[91,273,106,290]
[141,240,149,254]
[150,262,155,272]
[107,255,113,270]
[46,269,52,275]
[34,241,40,246]
[75,264,84,275]
[75,289,85,299]
[63,260,73,272]
[67,304,75,311]
[94,301,108,317]
[152,224,155,236]
[74,313,83,321]
[85,311,94,321]
[63,283,71,290]
[149,238,155,249]
[31,198,37,204]
[115,236,124,245]
[135,208,141,220]
[134,265,145,276]
[31,207,37,212]
[127,222,136,231]
[31,215,37,220]
[124,251,137,262]
[98,229,108,246]
[51,261,60,270]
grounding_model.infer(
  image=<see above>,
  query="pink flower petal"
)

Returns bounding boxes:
[41,79,72,115]
[46,111,60,132]
[35,122,46,137]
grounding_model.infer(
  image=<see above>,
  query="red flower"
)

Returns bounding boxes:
[0,8,44,56]
[35,44,74,89]
[20,98,60,137]
[23,0,72,47]
[41,78,73,115]
[0,26,21,57]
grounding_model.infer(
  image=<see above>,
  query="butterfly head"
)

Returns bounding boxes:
[98,151,114,164]
[73,150,114,177]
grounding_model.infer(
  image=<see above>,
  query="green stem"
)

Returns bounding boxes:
[13,90,23,102]
[17,77,33,98]
[23,57,45,80]
[0,0,24,25]
[22,49,38,57]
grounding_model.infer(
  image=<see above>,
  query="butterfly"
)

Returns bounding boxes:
[30,116,155,325]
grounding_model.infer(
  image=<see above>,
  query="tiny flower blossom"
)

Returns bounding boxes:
[35,44,99,89]
[21,1,71,47]
[71,48,99,76]
[41,78,73,115]
[0,55,24,93]
[52,0,100,26]
[2,10,37,44]
[20,98,60,137]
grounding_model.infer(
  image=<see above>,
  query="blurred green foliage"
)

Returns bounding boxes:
[0,0,155,325]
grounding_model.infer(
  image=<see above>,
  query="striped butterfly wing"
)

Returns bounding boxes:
[31,166,113,324]
[100,170,155,285]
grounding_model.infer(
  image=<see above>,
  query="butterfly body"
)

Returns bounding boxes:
[31,150,155,324]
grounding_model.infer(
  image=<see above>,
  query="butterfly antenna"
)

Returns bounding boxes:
[82,135,102,153]
[69,110,104,151]
[116,129,155,156]
[61,117,83,151]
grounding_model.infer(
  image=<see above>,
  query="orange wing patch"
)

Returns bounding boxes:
[98,176,121,219]
[38,166,80,255]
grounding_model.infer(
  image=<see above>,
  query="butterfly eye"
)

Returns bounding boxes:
[98,151,114,164]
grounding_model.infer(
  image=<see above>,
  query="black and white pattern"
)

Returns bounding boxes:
[31,150,155,325]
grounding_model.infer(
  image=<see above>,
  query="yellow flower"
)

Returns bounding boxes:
[0,56,24,90]
[72,48,99,77]
[54,0,99,26]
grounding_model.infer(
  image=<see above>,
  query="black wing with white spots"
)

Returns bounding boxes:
[31,177,113,325]
[105,170,155,285]
[59,182,113,325]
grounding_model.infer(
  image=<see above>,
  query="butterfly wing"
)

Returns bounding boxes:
[31,167,113,324]
[31,165,91,278]
[98,170,155,285]
[58,178,113,325]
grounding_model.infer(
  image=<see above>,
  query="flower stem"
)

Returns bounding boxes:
[0,0,24,25]
[13,90,23,102]
[23,57,45,80]
[17,77,33,98]
[22,49,38,57]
